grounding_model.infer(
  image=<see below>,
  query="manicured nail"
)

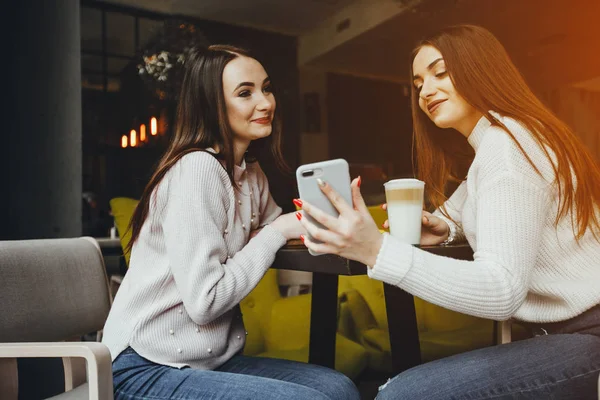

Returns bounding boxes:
[293,199,303,208]
[300,234,305,242]
[295,211,302,221]
[380,203,385,209]
[316,178,326,187]
[357,176,362,187]
[381,223,386,228]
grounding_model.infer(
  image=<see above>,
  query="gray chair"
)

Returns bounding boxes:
[0,237,114,400]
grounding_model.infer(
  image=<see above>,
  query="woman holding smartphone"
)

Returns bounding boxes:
[102,45,360,400]
[296,25,600,399]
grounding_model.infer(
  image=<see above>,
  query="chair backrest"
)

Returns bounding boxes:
[0,237,111,342]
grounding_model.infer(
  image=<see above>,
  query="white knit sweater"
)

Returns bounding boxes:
[102,150,286,369]
[369,112,600,323]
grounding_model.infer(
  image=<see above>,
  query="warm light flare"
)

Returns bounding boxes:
[151,117,158,136]
[140,124,147,141]
[130,129,137,147]
[121,135,128,148]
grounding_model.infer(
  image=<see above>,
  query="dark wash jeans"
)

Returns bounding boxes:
[376,304,600,399]
[112,347,360,400]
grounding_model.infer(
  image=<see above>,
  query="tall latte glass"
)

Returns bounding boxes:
[384,179,425,244]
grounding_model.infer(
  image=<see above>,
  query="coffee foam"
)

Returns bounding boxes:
[384,178,424,191]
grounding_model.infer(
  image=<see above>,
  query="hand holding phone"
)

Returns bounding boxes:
[296,159,352,255]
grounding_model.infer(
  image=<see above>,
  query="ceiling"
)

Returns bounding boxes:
[305,0,600,90]
[99,0,600,90]
[103,0,356,35]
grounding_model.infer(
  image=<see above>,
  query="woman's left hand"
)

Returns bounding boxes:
[297,177,383,267]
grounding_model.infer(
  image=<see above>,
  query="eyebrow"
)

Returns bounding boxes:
[412,58,444,81]
[233,77,271,93]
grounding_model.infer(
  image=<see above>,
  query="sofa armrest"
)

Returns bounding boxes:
[343,289,378,332]
[0,342,113,400]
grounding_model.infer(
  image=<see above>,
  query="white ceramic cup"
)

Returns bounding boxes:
[384,178,425,244]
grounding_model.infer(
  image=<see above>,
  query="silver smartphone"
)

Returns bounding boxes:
[296,159,353,256]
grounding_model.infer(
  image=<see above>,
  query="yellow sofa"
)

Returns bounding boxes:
[240,269,368,379]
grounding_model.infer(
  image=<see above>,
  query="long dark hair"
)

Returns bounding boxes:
[126,44,287,255]
[411,25,600,239]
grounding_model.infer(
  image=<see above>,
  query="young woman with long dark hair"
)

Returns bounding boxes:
[102,45,360,400]
[296,25,600,399]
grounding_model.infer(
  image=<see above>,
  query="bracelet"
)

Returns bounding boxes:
[437,214,456,246]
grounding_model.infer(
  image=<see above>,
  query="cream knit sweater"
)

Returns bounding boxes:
[369,112,600,323]
[102,150,286,370]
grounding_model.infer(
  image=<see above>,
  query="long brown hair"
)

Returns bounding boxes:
[126,45,287,255]
[411,25,600,239]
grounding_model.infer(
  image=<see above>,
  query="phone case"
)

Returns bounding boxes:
[296,159,352,256]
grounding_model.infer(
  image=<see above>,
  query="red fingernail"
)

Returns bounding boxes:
[300,234,305,242]
[357,176,362,187]
[381,223,385,228]
[293,199,303,208]
[295,211,302,221]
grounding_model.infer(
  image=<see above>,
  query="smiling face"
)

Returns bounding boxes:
[222,55,276,148]
[412,45,482,137]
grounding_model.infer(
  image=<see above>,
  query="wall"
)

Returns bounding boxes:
[327,73,413,175]
[543,87,600,161]
[299,67,330,164]
[326,73,413,204]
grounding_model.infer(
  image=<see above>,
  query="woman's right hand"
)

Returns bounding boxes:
[381,206,449,246]
[269,212,306,241]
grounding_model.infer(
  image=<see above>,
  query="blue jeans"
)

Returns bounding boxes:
[376,308,600,400]
[112,347,360,400]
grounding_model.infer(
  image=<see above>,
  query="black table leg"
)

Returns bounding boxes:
[308,272,338,368]
[384,283,421,374]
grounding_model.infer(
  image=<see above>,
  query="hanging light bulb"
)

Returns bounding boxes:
[121,135,128,148]
[140,124,147,142]
[150,117,158,136]
[130,129,137,147]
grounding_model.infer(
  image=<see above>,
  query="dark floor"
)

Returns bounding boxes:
[355,369,391,400]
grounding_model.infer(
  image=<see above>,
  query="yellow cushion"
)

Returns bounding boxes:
[344,289,377,332]
[361,327,392,372]
[367,204,388,231]
[109,197,139,265]
[241,307,265,356]
[419,300,491,332]
[419,325,494,362]
[339,276,390,330]
[264,293,312,351]
[240,270,281,329]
